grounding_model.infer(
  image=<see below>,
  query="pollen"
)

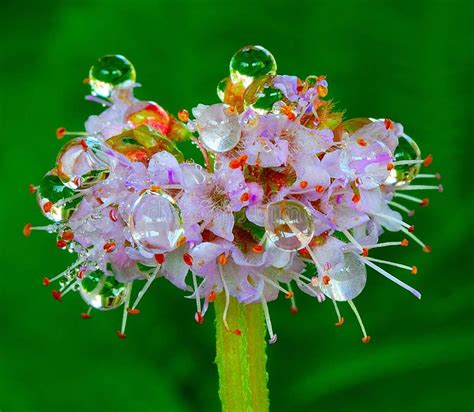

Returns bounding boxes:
[299,180,308,189]
[80,312,92,319]
[127,308,141,315]
[290,306,298,314]
[420,198,430,207]
[28,184,37,193]
[56,127,67,139]
[315,185,325,193]
[195,311,204,324]
[229,159,241,169]
[362,248,369,257]
[401,239,409,247]
[116,330,127,339]
[56,239,67,249]
[423,245,432,253]
[80,139,88,150]
[23,223,32,237]
[352,193,360,203]
[322,275,330,285]
[52,290,62,302]
[411,266,418,275]
[42,277,50,287]
[362,336,371,344]
[317,84,328,97]
[285,291,294,299]
[384,118,393,129]
[61,230,74,242]
[387,162,394,171]
[177,109,189,122]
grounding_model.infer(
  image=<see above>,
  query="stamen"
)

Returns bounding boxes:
[256,274,293,298]
[332,299,344,326]
[117,282,133,339]
[369,212,412,230]
[360,256,421,299]
[177,109,189,122]
[218,265,241,336]
[366,257,416,273]
[260,296,278,344]
[28,184,37,193]
[399,227,431,252]
[367,240,408,249]
[342,229,364,252]
[287,283,298,314]
[129,266,159,312]
[85,95,112,106]
[192,271,203,323]
[393,192,424,204]
[396,184,443,192]
[348,299,370,343]
[51,290,62,302]
[388,201,415,216]
[414,173,441,180]
[80,307,92,319]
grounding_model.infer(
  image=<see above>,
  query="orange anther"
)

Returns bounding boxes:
[176,236,187,247]
[208,291,217,302]
[127,308,141,315]
[290,306,298,314]
[362,248,369,257]
[150,185,161,192]
[56,239,67,249]
[356,138,368,147]
[384,119,393,130]
[154,253,165,264]
[229,159,241,169]
[238,155,248,165]
[177,109,189,122]
[401,239,409,247]
[52,290,62,302]
[109,208,118,222]
[408,226,415,232]
[252,245,264,253]
[183,253,193,266]
[420,198,430,207]
[61,230,74,242]
[352,193,360,203]
[217,253,228,265]
[422,245,432,253]
[233,329,242,336]
[43,201,53,213]
[423,154,433,167]
[322,275,330,285]
[317,84,328,97]
[285,291,294,299]
[315,185,325,193]
[386,162,394,171]
[80,139,88,150]
[80,312,92,319]
[28,184,37,193]
[23,223,32,237]
[103,240,116,253]
[362,336,371,344]
[411,266,418,275]
[299,180,308,189]
[56,127,66,139]
[240,192,250,202]
[335,317,345,327]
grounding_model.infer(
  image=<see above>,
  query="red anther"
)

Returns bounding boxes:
[77,270,86,279]
[437,184,444,192]
[290,306,298,314]
[315,185,325,193]
[28,184,37,193]
[183,253,193,266]
[352,193,360,203]
[240,192,250,202]
[322,275,330,285]
[298,248,310,258]
[177,109,189,122]
[356,138,368,147]
[83,77,90,84]
[80,312,92,319]
[386,162,394,171]
[285,291,294,299]
[52,290,62,302]
[229,159,241,169]
[154,253,165,264]
[408,225,415,232]
[109,208,118,222]
[335,317,345,327]
[127,308,141,315]
[195,311,204,324]
[401,239,409,247]
[384,118,393,130]
[252,245,264,253]
[116,330,127,339]
[61,230,74,242]
[362,336,372,344]
[56,239,67,249]
[423,154,433,167]
[43,201,53,213]
[42,277,50,287]
[423,245,432,253]
[238,155,249,165]
[80,139,88,150]
[217,253,228,265]
[56,127,67,139]
[95,197,104,205]
[23,223,32,237]
[411,266,418,275]
[420,198,430,207]
[299,180,308,189]
[362,248,369,257]
[233,329,242,336]
[103,240,116,253]
[208,291,217,302]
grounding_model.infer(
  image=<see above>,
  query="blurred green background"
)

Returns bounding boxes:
[1,0,472,411]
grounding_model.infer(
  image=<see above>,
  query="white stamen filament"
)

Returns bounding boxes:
[369,212,412,229]
[49,257,89,283]
[256,274,291,296]
[192,271,202,315]
[258,232,268,247]
[332,299,343,324]
[414,173,441,180]
[85,95,112,106]
[367,241,405,249]
[366,257,413,272]
[131,267,159,310]
[348,299,369,339]
[360,256,421,299]
[30,224,60,233]
[120,283,133,334]
[287,282,297,310]
[218,265,231,331]
[396,184,442,191]
[400,227,427,249]
[342,229,364,252]
[260,296,277,344]
[392,159,424,166]
[388,201,415,216]
[393,192,423,203]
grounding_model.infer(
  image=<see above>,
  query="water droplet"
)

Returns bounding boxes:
[230,46,277,87]
[320,253,367,301]
[37,172,82,222]
[217,77,230,102]
[385,134,421,186]
[130,189,185,254]
[243,76,282,113]
[89,55,136,98]
[342,118,372,134]
[264,200,314,251]
[56,137,110,190]
[79,270,128,310]
[125,101,170,135]
[196,105,241,153]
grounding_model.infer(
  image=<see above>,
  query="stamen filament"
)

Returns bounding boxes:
[256,274,292,297]
[370,212,412,229]
[393,192,423,203]
[119,283,133,336]
[332,299,344,326]
[342,229,363,252]
[131,267,158,310]
[366,256,413,272]
[260,296,277,344]
[388,201,415,216]
[192,271,203,315]
[347,299,370,342]
[396,184,443,192]
[400,227,427,249]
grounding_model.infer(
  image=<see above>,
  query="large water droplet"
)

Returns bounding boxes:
[56,137,110,190]
[79,270,128,310]
[264,200,314,251]
[37,172,82,222]
[320,253,367,301]
[230,46,277,87]
[385,133,421,187]
[129,189,185,254]
[89,55,136,98]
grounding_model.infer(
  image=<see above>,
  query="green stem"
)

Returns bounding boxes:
[215,295,269,412]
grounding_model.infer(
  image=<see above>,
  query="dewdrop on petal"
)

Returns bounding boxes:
[125,101,171,135]
[230,45,277,87]
[89,54,136,98]
[79,270,129,310]
[129,188,185,254]
[56,137,110,190]
[264,200,314,251]
[385,133,422,186]
[320,253,367,301]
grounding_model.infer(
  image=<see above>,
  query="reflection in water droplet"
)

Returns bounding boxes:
[79,270,128,310]
[89,55,136,98]
[230,46,277,87]
[385,134,421,187]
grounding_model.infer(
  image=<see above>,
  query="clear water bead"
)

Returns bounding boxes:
[320,253,367,301]
[264,200,314,251]
[230,45,277,87]
[129,188,185,254]
[89,55,136,98]
[385,133,421,187]
[79,270,128,310]
[194,104,241,153]
[56,137,110,190]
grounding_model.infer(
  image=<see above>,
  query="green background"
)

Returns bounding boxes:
[1,0,472,411]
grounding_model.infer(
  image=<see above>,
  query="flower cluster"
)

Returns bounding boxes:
[26,47,441,342]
